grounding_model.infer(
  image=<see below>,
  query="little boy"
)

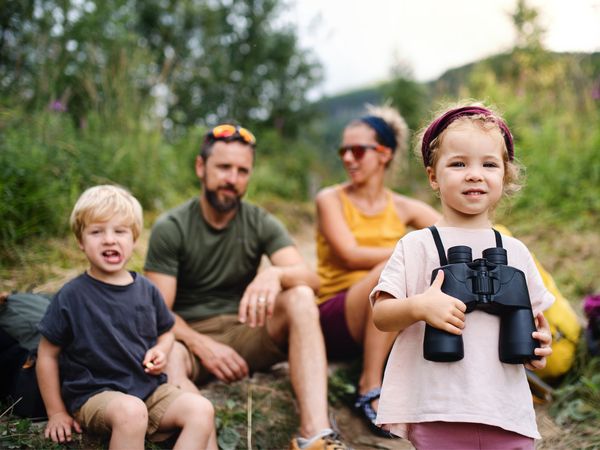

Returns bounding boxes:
[36,185,217,450]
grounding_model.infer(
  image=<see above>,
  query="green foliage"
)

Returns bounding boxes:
[205,376,299,450]
[0,104,190,262]
[0,0,321,133]
[381,63,428,131]
[549,349,600,448]
[0,400,103,449]
[246,129,317,201]
[327,360,360,406]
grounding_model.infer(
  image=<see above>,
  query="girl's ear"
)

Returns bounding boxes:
[426,166,439,191]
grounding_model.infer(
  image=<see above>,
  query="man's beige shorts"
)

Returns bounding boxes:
[74,383,183,436]
[187,314,287,383]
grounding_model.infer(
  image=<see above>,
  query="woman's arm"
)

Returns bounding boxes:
[394,195,441,230]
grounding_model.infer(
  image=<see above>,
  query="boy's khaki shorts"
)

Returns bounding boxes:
[187,314,287,383]
[74,383,183,436]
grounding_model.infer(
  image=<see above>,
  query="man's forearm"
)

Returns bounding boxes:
[277,264,320,292]
[171,313,209,350]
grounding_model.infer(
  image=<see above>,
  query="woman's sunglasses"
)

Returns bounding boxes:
[338,144,388,160]
[209,124,256,145]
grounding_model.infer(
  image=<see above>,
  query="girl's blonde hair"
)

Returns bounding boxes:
[414,101,524,197]
[70,185,143,241]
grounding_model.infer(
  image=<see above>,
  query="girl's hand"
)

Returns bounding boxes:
[143,347,167,375]
[418,270,467,335]
[45,411,81,443]
[525,312,553,370]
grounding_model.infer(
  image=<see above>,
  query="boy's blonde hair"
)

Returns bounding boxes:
[415,101,524,197]
[70,185,143,241]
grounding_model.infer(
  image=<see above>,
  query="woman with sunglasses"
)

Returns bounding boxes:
[315,104,439,437]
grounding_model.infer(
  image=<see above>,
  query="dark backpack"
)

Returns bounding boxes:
[0,292,51,418]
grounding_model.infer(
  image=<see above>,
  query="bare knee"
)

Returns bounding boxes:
[184,395,214,425]
[170,393,215,428]
[281,285,319,320]
[106,395,148,433]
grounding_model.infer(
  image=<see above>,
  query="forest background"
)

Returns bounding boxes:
[1,0,599,448]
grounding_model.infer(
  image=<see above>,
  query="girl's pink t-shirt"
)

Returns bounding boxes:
[370,227,555,439]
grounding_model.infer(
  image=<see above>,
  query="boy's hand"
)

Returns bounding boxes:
[418,271,467,335]
[143,348,167,375]
[525,312,553,370]
[45,411,81,443]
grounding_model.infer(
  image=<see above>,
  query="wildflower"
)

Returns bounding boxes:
[49,100,67,112]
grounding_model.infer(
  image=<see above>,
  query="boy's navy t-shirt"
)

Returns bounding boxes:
[38,272,175,413]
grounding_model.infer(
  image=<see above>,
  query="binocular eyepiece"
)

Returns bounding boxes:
[423,244,539,364]
[447,246,508,265]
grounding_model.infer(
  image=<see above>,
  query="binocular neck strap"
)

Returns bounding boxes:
[427,226,505,266]
[493,228,503,248]
[428,226,448,266]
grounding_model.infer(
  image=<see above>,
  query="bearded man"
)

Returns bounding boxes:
[144,124,348,450]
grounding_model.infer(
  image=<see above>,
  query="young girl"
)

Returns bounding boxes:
[370,104,554,449]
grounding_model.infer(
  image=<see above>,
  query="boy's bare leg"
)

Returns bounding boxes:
[158,392,217,450]
[103,394,148,450]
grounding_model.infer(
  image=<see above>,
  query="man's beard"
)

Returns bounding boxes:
[204,186,241,213]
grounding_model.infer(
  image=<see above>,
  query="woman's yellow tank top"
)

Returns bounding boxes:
[316,186,407,304]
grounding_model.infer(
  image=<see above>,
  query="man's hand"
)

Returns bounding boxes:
[417,271,467,335]
[238,266,283,327]
[44,411,81,443]
[525,312,553,370]
[191,335,249,382]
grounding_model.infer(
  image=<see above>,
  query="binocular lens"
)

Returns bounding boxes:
[447,246,472,263]
[482,247,508,265]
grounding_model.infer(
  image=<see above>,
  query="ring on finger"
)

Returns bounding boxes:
[257,296,267,305]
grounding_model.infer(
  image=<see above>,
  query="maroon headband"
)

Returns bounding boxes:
[421,106,514,167]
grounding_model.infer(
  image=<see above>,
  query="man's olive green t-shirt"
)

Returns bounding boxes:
[144,198,293,321]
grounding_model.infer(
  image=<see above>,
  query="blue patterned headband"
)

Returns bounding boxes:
[360,115,398,151]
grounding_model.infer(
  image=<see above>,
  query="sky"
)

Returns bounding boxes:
[287,0,600,96]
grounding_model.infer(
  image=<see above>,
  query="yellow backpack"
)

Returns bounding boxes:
[495,225,581,381]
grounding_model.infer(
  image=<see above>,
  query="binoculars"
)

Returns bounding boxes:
[423,244,539,364]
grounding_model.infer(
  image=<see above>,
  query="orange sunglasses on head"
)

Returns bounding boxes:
[338,144,388,160]
[209,124,256,145]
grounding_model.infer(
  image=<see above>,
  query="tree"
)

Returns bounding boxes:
[0,0,322,135]
[512,0,546,51]
[0,0,151,128]
[381,61,427,132]
[135,0,322,134]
